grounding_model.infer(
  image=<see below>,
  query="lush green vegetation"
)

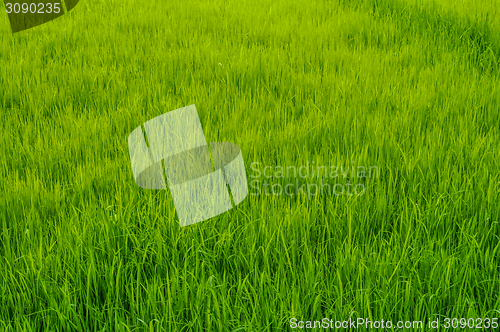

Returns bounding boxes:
[1,0,499,330]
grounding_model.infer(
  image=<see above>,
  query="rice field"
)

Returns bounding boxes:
[0,0,499,330]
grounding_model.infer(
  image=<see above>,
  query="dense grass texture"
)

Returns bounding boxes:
[1,0,500,330]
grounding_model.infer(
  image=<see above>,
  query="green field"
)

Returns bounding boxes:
[1,0,500,330]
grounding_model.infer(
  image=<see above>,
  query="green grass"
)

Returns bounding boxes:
[1,0,500,330]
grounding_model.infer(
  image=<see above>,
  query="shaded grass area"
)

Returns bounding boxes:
[0,0,499,330]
